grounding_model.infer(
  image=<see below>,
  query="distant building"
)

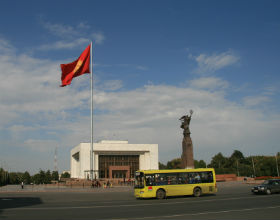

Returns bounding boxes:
[70,140,158,179]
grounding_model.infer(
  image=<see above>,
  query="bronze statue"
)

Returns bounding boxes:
[179,109,193,136]
[180,109,194,169]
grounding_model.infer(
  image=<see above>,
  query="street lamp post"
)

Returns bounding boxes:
[251,157,256,177]
[236,160,240,177]
[276,154,279,177]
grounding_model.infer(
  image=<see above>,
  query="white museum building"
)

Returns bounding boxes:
[70,140,159,179]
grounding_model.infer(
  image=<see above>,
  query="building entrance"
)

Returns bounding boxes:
[99,155,139,179]
[109,165,130,179]
[112,170,126,178]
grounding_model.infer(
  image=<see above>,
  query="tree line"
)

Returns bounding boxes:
[1,150,279,186]
[159,150,280,177]
[0,169,70,186]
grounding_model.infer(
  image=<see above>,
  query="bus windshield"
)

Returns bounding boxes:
[134,172,144,189]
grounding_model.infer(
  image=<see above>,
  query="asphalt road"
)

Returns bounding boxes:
[0,182,280,219]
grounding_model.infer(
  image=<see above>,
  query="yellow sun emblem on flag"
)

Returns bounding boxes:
[73,60,83,73]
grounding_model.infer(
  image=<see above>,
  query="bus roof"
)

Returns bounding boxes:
[136,168,215,174]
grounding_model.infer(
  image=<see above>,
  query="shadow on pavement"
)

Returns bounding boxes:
[136,193,216,200]
[0,197,43,216]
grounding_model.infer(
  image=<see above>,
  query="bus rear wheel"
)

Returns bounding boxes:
[156,189,166,199]
[193,187,202,197]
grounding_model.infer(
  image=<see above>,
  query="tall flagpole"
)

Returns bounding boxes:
[90,41,94,181]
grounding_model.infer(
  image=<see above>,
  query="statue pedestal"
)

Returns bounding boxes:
[181,135,194,169]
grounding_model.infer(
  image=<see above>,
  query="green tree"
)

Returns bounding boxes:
[208,152,229,174]
[31,170,53,184]
[32,173,41,184]
[51,171,59,181]
[194,160,206,168]
[60,172,70,178]
[166,158,181,169]
[207,150,280,177]
[8,172,21,184]
[229,150,245,175]
[0,168,8,186]
[209,152,226,168]
[22,171,31,184]
[159,162,167,170]
[277,153,280,176]
[38,170,46,184]
[45,170,52,184]
[230,150,245,161]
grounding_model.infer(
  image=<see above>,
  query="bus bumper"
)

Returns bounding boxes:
[134,188,155,198]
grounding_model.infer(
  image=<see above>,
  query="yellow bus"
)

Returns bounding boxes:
[134,168,217,199]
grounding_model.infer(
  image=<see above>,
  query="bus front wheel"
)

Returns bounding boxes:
[156,189,166,199]
[193,187,202,197]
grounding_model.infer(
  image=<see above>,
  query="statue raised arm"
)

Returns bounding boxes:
[179,110,193,136]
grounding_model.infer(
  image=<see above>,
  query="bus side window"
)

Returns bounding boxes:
[178,173,188,184]
[201,171,213,183]
[155,174,162,185]
[177,173,183,184]
[200,172,207,183]
[188,172,196,184]
[145,174,155,186]
[207,172,213,183]
[194,173,201,183]
[163,173,178,185]
[155,173,166,185]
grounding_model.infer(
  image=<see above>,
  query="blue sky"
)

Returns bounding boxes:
[0,0,280,174]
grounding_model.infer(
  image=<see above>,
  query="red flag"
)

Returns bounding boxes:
[60,44,91,87]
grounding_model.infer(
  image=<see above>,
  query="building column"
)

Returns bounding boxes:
[109,166,112,179]
[126,167,130,179]
[139,154,145,170]
[94,153,99,179]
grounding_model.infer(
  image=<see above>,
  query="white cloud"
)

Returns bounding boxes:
[42,21,96,38]
[116,64,148,71]
[0,38,14,55]
[91,32,105,45]
[190,50,240,73]
[77,22,91,30]
[263,86,278,95]
[42,22,76,37]
[101,80,123,91]
[38,21,105,50]
[189,77,229,90]
[39,38,90,50]
[243,95,271,106]
[92,84,279,163]
[23,139,58,152]
[136,65,148,70]
[0,38,279,172]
